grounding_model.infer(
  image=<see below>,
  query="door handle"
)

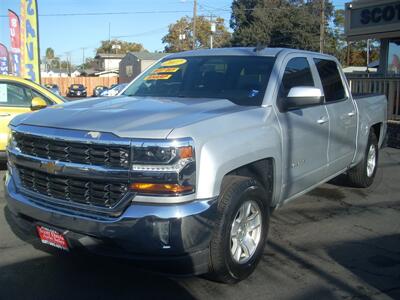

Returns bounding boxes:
[0,113,11,117]
[317,117,328,125]
[347,111,356,117]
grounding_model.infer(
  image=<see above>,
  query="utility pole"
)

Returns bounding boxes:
[347,41,351,66]
[319,0,325,53]
[64,52,72,76]
[81,48,85,65]
[209,14,215,49]
[192,0,197,49]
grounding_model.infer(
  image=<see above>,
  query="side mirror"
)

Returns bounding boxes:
[31,97,48,111]
[283,87,324,111]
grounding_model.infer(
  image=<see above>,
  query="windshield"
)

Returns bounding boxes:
[123,56,276,106]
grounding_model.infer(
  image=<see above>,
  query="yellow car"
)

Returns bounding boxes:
[0,75,65,161]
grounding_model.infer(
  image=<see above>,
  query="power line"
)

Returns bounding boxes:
[0,10,194,18]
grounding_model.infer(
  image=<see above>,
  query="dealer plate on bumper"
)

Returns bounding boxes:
[36,226,69,251]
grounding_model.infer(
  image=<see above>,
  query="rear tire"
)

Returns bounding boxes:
[207,175,270,284]
[347,130,379,188]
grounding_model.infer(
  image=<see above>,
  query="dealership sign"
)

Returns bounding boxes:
[345,0,400,40]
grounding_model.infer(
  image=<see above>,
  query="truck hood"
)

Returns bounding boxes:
[12,96,252,139]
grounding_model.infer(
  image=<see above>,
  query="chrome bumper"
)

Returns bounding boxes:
[4,169,218,274]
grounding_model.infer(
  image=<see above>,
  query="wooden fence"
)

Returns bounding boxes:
[347,76,400,120]
[42,77,119,97]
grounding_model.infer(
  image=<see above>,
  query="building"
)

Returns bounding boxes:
[119,52,169,83]
[345,0,400,121]
[345,0,400,76]
[94,53,125,72]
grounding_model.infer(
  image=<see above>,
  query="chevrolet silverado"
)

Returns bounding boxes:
[4,48,387,283]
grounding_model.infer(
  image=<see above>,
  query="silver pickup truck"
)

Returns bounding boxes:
[4,48,387,283]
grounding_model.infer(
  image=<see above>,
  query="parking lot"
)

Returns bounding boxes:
[0,147,399,300]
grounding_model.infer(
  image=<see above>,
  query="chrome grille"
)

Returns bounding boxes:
[17,166,128,208]
[14,132,130,169]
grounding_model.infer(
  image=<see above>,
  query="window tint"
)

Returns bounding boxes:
[280,57,315,98]
[314,59,346,102]
[0,83,32,107]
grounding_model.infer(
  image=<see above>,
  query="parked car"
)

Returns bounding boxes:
[44,83,60,95]
[0,75,65,162]
[66,84,87,97]
[100,83,127,97]
[92,85,108,97]
[4,48,387,283]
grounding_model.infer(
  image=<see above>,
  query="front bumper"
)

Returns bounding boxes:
[67,91,87,97]
[4,169,218,275]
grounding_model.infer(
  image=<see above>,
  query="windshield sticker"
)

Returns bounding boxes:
[144,74,172,80]
[0,84,7,102]
[152,67,179,73]
[161,59,187,67]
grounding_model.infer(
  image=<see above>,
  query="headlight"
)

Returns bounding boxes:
[7,129,17,150]
[130,138,195,196]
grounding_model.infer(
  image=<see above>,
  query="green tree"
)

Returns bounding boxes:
[79,57,96,70]
[327,9,379,66]
[230,0,334,51]
[96,39,145,54]
[45,47,55,60]
[162,16,231,52]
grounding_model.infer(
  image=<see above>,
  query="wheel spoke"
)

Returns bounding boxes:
[247,215,261,231]
[242,235,255,257]
[237,205,245,222]
[231,220,240,237]
[234,242,242,261]
[231,237,239,254]
[244,202,252,219]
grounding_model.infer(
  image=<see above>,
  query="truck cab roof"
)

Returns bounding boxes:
[166,47,336,61]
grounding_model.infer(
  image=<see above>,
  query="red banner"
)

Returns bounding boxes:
[8,9,21,76]
[0,43,10,75]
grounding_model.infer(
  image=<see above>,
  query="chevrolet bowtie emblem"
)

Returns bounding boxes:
[86,131,101,139]
[40,161,63,175]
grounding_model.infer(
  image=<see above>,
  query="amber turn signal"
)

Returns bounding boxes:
[130,183,193,194]
[179,146,193,159]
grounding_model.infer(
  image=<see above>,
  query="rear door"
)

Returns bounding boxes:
[0,82,32,151]
[276,55,329,199]
[313,59,357,175]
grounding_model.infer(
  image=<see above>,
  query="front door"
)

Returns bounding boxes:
[0,82,32,151]
[276,56,329,199]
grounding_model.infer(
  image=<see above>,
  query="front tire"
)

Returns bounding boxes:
[347,130,379,187]
[208,175,270,283]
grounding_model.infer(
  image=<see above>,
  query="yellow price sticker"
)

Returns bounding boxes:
[144,74,173,80]
[161,59,187,67]
[153,67,180,73]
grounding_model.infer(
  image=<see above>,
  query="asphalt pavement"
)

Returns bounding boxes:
[0,148,399,300]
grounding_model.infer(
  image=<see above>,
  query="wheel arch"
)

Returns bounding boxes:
[223,158,275,207]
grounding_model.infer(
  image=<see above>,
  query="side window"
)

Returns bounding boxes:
[279,57,315,98]
[0,83,32,107]
[314,59,346,102]
[31,89,53,105]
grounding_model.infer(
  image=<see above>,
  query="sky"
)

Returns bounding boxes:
[0,0,348,65]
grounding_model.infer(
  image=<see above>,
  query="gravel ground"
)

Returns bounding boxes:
[0,148,399,300]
